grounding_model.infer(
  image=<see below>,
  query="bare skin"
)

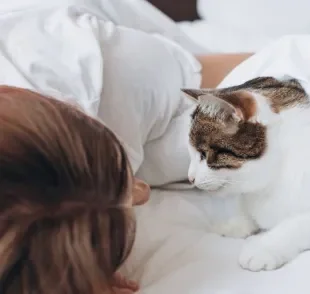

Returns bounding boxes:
[113,272,140,293]
[113,177,150,293]
[197,53,253,88]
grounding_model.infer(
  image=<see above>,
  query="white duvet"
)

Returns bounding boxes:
[0,1,310,294]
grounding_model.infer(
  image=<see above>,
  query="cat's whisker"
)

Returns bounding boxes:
[200,178,245,185]
[224,179,245,184]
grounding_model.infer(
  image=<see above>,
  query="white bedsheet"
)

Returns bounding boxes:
[124,36,310,294]
[127,189,310,294]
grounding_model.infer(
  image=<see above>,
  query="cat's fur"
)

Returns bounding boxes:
[183,77,310,271]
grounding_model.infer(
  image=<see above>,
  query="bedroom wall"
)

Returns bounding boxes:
[148,0,310,36]
[198,0,310,35]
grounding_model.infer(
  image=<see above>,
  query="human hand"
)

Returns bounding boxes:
[112,272,139,293]
[112,287,137,294]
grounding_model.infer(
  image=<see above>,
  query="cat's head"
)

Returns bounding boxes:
[183,77,308,195]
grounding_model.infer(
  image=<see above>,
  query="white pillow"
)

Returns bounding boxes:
[198,0,310,36]
[178,21,275,53]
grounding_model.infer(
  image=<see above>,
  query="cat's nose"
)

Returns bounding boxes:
[188,177,195,184]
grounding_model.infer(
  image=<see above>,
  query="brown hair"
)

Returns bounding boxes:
[0,86,135,294]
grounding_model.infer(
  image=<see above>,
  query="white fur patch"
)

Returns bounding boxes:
[200,103,228,120]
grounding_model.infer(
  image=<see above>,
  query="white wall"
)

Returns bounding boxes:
[198,0,310,35]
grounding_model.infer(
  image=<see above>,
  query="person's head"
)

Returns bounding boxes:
[0,86,149,294]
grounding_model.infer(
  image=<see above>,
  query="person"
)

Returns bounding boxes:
[0,1,253,293]
[0,65,252,294]
[0,86,149,294]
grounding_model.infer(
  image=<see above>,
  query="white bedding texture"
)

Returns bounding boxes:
[1,1,310,294]
[126,188,310,294]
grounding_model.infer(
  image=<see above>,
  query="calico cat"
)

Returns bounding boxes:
[182,77,310,272]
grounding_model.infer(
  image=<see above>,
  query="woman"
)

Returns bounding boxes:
[0,53,251,293]
[0,86,149,294]
[0,64,252,294]
[0,2,252,293]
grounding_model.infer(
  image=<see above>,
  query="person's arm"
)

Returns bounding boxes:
[196,53,253,88]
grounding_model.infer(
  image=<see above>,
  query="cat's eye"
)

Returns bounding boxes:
[199,151,206,160]
[216,148,231,154]
[210,145,239,158]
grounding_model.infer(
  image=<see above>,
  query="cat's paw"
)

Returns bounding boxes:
[239,235,287,271]
[212,216,258,239]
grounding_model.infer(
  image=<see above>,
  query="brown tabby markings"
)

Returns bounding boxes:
[190,111,266,169]
[186,77,309,113]
[218,77,309,113]
[187,77,308,170]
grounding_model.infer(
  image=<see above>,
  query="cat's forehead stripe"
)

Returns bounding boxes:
[218,76,309,113]
[189,110,267,169]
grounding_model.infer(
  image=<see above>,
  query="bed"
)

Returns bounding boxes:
[1,1,310,294]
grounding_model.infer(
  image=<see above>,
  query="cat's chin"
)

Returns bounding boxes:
[196,183,227,194]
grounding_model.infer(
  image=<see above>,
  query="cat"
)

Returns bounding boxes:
[182,76,310,272]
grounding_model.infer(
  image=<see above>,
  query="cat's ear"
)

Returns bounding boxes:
[199,93,244,123]
[199,90,256,123]
[181,89,210,103]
